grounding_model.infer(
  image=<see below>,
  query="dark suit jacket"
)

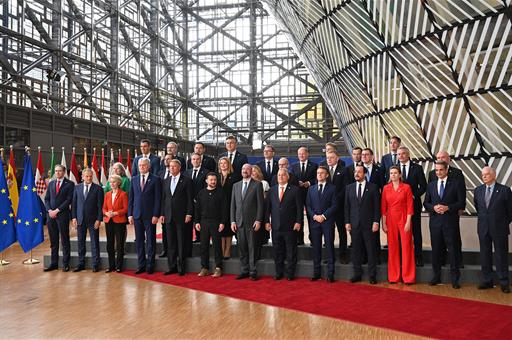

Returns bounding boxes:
[256,159,278,183]
[326,161,346,218]
[344,181,381,229]
[474,183,512,238]
[71,183,104,225]
[320,158,346,168]
[220,151,248,182]
[132,154,161,176]
[401,162,427,211]
[160,175,194,222]
[305,183,337,229]
[128,173,161,220]
[366,163,386,191]
[265,184,302,231]
[160,155,186,174]
[185,167,208,199]
[187,155,216,172]
[270,171,298,187]
[44,178,75,217]
[291,160,318,201]
[230,179,264,227]
[344,164,356,186]
[424,179,466,227]
[381,153,399,171]
[428,166,465,186]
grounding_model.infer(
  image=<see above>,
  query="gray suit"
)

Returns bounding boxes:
[230,179,264,275]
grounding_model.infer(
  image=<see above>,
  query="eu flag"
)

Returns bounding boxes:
[0,157,16,253]
[15,153,44,252]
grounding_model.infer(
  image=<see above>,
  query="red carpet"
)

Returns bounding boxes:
[120,271,512,338]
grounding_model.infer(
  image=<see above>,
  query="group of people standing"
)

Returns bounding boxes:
[42,136,511,293]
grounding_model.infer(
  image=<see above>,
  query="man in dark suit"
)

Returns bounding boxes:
[325,151,348,263]
[398,146,427,266]
[160,141,186,174]
[160,159,194,276]
[44,164,75,272]
[428,151,465,267]
[291,147,318,245]
[187,142,216,172]
[381,136,401,179]
[256,144,278,183]
[320,142,346,168]
[185,153,207,244]
[265,169,303,280]
[71,168,104,272]
[219,136,248,183]
[306,166,338,282]
[424,161,466,289]
[230,164,264,280]
[345,164,381,284]
[157,154,173,258]
[128,158,162,274]
[131,139,161,176]
[474,166,512,293]
[270,158,298,187]
[343,147,363,186]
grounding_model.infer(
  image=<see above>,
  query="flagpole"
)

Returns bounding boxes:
[21,147,40,265]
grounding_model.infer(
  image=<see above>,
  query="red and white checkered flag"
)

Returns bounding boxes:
[35,147,47,200]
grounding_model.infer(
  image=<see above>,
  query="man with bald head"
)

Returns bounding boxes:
[160,141,186,174]
[428,151,466,267]
[270,157,298,187]
[474,167,512,293]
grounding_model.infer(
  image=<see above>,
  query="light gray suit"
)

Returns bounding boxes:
[231,179,264,275]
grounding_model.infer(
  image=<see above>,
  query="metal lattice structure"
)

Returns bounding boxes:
[262,0,512,212]
[0,0,339,149]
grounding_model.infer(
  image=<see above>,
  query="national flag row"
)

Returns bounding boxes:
[0,147,134,254]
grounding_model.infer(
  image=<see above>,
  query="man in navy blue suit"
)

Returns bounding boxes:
[306,166,337,282]
[256,144,278,183]
[187,141,217,172]
[44,164,75,272]
[131,139,161,176]
[345,164,381,284]
[381,136,401,179]
[424,161,466,289]
[474,166,512,293]
[128,158,162,274]
[265,169,303,280]
[71,168,104,272]
[219,136,248,183]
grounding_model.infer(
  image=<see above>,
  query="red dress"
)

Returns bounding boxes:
[381,182,415,283]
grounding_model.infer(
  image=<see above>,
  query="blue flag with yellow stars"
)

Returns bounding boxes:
[15,153,44,252]
[0,157,16,253]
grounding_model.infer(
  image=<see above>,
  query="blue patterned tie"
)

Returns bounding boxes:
[439,180,445,199]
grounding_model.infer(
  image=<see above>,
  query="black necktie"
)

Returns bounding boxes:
[267,161,271,175]
[402,164,407,181]
[165,170,170,179]
[318,183,323,195]
[301,163,305,174]
[229,153,233,163]
[357,183,362,201]
[392,153,397,165]
[85,184,89,198]
[193,169,198,181]
[141,175,146,190]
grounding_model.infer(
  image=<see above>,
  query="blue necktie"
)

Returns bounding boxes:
[485,186,492,208]
[171,177,177,195]
[439,180,445,199]
[242,181,248,199]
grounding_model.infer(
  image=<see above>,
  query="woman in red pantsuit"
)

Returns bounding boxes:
[381,165,415,284]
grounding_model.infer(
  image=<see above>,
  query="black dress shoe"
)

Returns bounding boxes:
[222,256,231,260]
[73,266,85,272]
[62,266,70,272]
[146,268,154,274]
[274,274,283,280]
[350,276,362,283]
[501,285,511,293]
[339,257,349,264]
[452,282,461,289]
[158,252,168,258]
[134,268,146,274]
[178,271,185,276]
[164,269,177,275]
[105,268,113,273]
[429,278,441,286]
[250,274,258,281]
[369,278,377,285]
[92,267,99,273]
[478,282,494,290]
[236,273,250,280]
[415,258,424,267]
[44,265,58,272]
[116,269,122,273]
[327,275,335,283]
[310,275,321,281]
[287,275,295,281]
[297,241,305,246]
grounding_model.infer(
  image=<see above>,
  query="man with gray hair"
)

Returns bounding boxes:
[231,163,264,280]
[161,141,185,174]
[270,157,298,187]
[474,166,512,293]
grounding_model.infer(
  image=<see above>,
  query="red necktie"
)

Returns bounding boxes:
[56,180,61,194]
[279,186,285,202]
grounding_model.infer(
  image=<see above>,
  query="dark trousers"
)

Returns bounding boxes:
[166,219,190,272]
[134,219,156,271]
[411,206,423,260]
[185,221,194,256]
[161,224,168,254]
[351,226,377,279]
[335,214,347,259]
[47,215,70,267]
[430,224,460,284]
[106,221,127,270]
[272,229,298,277]
[440,218,463,265]
[237,224,258,276]
[77,222,100,267]
[311,224,335,276]
[199,219,223,269]
[479,232,509,287]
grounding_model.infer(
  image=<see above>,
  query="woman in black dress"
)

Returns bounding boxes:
[217,157,235,259]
